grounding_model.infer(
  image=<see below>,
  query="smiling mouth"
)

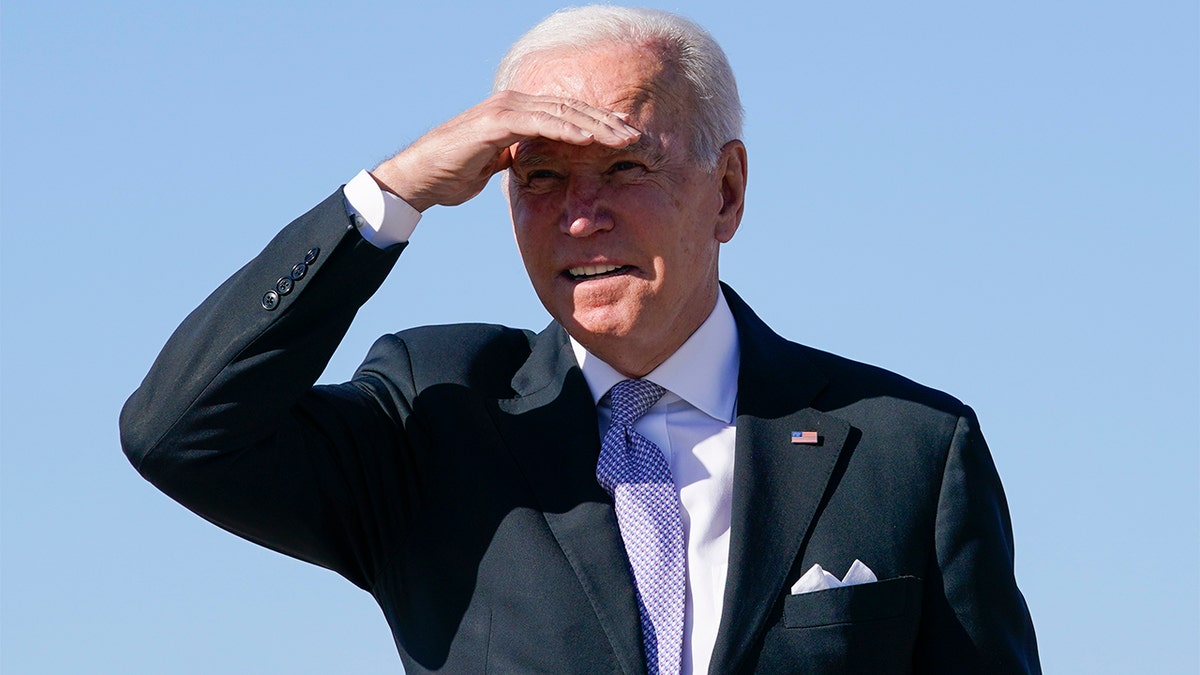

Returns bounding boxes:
[565,264,633,281]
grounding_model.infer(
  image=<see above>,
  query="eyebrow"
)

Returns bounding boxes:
[514,134,667,167]
[608,136,656,158]
[513,150,552,166]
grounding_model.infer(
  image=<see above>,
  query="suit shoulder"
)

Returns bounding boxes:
[794,341,968,417]
[357,323,536,397]
[723,285,969,419]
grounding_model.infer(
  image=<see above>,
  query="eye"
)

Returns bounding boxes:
[526,169,562,181]
[608,161,643,174]
[516,169,564,191]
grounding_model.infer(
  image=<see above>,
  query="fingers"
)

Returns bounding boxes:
[372,91,641,211]
[487,91,641,149]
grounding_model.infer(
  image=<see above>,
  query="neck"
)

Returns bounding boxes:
[571,286,720,379]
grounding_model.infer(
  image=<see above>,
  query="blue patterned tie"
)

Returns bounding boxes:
[596,379,685,675]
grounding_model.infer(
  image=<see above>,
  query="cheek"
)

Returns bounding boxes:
[511,204,548,255]
[511,227,545,282]
[513,234,568,293]
[513,194,562,231]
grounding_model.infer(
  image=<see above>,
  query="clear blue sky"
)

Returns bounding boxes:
[2,1,1196,672]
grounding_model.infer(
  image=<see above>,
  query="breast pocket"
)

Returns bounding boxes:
[783,575,921,629]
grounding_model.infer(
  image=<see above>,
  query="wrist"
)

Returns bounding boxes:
[369,158,435,213]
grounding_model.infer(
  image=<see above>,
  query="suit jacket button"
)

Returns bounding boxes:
[290,262,308,281]
[261,290,280,311]
[303,247,320,265]
[275,276,294,295]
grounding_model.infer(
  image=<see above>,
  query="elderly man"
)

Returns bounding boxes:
[121,6,1039,674]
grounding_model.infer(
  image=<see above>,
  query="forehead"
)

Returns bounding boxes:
[509,41,684,113]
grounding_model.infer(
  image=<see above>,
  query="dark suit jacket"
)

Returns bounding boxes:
[121,190,1040,673]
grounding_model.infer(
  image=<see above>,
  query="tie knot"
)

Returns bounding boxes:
[607,379,666,427]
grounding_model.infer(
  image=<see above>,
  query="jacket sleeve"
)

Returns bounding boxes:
[916,407,1042,673]
[119,189,414,590]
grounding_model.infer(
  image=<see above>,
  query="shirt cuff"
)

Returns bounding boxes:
[344,169,421,248]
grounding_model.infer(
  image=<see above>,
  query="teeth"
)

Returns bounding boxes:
[569,264,622,278]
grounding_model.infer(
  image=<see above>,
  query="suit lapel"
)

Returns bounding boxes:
[486,291,851,674]
[709,288,853,674]
[488,323,646,675]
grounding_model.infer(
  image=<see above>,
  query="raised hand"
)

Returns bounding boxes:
[370,90,641,212]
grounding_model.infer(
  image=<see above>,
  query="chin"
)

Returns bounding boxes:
[563,306,636,343]
[568,318,631,342]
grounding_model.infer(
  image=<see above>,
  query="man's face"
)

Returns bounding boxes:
[507,43,744,377]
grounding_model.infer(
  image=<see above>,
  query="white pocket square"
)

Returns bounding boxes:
[790,559,878,595]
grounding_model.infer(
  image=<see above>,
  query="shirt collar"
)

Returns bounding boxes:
[570,290,740,424]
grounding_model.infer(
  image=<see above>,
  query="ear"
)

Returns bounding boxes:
[713,140,748,243]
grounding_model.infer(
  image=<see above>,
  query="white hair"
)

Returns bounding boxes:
[494,5,743,170]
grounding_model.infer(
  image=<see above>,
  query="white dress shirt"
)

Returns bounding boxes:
[344,169,422,246]
[570,294,739,675]
[345,170,741,674]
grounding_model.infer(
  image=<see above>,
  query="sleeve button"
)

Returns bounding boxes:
[275,276,294,295]
[303,247,320,265]
[290,262,308,281]
[261,290,280,311]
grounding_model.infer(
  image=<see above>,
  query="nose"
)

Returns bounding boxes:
[562,177,613,238]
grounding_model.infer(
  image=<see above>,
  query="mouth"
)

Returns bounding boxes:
[564,264,634,281]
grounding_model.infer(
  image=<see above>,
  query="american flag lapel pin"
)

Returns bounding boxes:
[791,430,820,445]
